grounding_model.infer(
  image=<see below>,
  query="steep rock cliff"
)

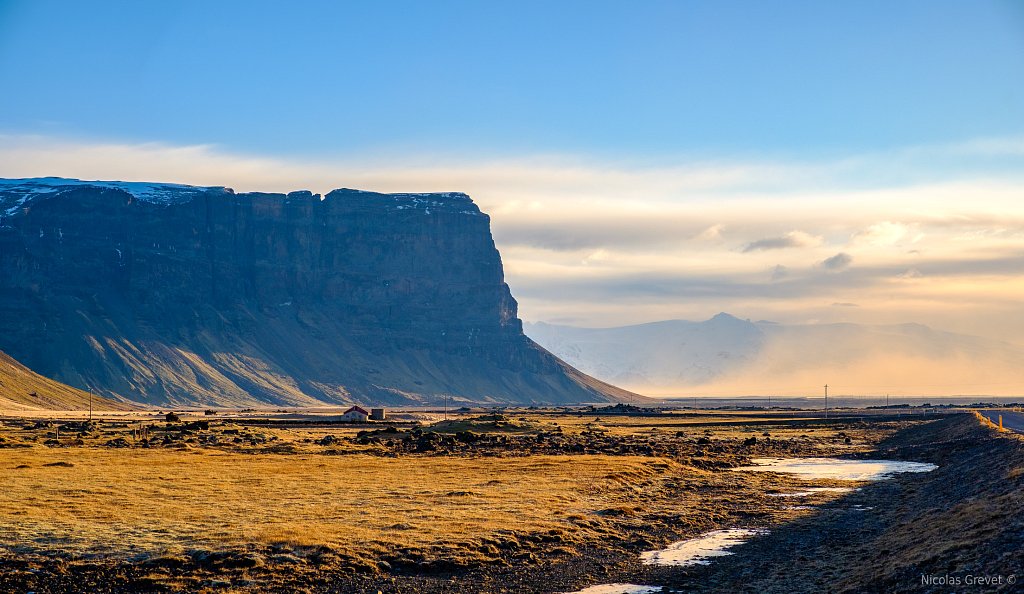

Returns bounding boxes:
[0,178,637,406]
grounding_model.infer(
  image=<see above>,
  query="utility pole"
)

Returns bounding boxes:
[824,384,829,419]
[89,392,93,422]
[885,393,889,409]
[444,393,448,421]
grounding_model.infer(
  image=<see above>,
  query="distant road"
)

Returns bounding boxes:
[978,410,1024,434]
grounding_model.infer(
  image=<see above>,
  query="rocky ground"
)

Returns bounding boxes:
[1,412,1012,593]
[662,415,1023,594]
[0,412,910,462]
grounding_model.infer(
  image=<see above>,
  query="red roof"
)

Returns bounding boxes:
[344,406,369,416]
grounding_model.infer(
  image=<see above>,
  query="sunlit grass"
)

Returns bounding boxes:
[0,448,673,565]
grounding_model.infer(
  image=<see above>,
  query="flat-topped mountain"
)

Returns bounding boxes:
[0,177,638,406]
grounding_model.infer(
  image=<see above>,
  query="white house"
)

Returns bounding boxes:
[341,406,369,422]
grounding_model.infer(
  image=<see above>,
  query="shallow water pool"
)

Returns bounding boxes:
[767,486,857,497]
[561,584,661,594]
[640,528,768,567]
[733,457,937,481]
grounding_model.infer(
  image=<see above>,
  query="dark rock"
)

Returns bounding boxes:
[268,553,303,565]
[0,178,636,407]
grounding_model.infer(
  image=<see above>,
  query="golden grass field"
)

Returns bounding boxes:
[0,409,940,593]
[1,447,675,565]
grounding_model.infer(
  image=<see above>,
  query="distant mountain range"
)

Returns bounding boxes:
[0,177,638,407]
[525,313,1024,397]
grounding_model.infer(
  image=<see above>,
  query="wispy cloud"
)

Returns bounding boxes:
[821,252,853,271]
[852,221,914,246]
[743,231,823,253]
[2,133,1023,342]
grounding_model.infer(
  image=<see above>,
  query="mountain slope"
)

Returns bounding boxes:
[0,177,641,406]
[526,314,1024,396]
[0,350,130,411]
[526,313,765,387]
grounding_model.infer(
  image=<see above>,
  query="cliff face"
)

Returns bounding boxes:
[0,178,637,406]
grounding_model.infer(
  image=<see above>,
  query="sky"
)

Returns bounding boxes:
[2,0,1024,345]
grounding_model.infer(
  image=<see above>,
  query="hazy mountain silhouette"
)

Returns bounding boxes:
[526,314,1024,396]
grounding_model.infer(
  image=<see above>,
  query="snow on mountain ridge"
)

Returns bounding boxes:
[1,178,482,218]
[0,177,226,215]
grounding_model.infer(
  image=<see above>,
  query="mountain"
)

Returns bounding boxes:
[0,177,639,407]
[0,349,131,411]
[525,314,1024,397]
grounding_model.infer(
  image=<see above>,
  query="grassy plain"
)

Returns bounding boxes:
[1,448,671,564]
[0,409,942,592]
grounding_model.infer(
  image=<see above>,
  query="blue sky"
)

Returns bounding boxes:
[1,0,1022,158]
[1,0,1024,350]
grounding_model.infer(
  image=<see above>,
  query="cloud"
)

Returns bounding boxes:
[821,252,853,271]
[933,136,1024,157]
[2,133,1024,342]
[852,221,913,246]
[580,249,612,266]
[696,224,725,241]
[0,133,816,199]
[492,218,712,251]
[509,265,897,304]
[512,251,1024,299]
[832,302,859,307]
[742,231,823,253]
